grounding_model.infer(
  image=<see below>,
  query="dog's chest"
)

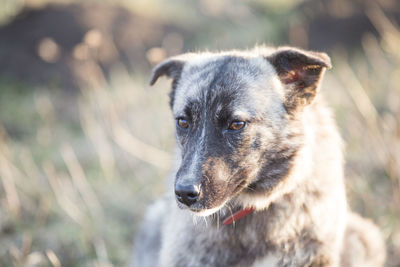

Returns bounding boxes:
[160,215,280,267]
[251,254,280,267]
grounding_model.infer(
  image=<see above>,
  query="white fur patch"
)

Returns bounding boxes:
[252,254,280,267]
[191,204,225,217]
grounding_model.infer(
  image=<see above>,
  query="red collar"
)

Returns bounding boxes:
[223,207,255,225]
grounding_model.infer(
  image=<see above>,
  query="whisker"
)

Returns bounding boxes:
[192,214,198,227]
[226,203,235,227]
[217,210,220,230]
[203,216,208,227]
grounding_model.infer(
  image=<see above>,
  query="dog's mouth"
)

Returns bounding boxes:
[178,182,250,217]
[189,205,226,217]
[175,199,226,216]
[174,177,252,217]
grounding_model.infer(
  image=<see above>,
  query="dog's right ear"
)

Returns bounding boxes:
[149,58,186,86]
[266,47,331,113]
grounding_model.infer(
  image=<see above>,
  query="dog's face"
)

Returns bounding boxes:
[151,47,331,215]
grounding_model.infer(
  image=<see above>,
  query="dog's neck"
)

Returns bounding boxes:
[222,207,255,225]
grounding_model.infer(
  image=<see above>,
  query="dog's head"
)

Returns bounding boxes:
[150,47,331,216]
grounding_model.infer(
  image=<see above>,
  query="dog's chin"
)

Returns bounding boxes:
[176,201,226,217]
[189,205,225,217]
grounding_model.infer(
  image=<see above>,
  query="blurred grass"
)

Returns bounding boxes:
[0,70,174,266]
[0,0,399,266]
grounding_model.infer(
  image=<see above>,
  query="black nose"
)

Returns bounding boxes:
[175,184,201,207]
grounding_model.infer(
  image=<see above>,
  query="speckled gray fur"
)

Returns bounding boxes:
[133,46,386,267]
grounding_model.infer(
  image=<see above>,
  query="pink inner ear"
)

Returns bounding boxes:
[282,70,299,84]
[281,68,304,84]
[280,65,323,85]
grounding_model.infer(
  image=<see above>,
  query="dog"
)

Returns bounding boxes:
[133,46,386,266]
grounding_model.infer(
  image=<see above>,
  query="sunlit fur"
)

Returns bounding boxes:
[133,46,386,267]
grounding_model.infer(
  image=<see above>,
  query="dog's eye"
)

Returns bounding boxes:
[177,118,189,129]
[228,121,245,131]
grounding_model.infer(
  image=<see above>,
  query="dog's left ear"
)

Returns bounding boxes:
[150,54,194,107]
[266,47,331,112]
[150,58,186,86]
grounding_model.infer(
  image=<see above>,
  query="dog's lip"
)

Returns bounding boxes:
[189,205,225,217]
[188,206,209,212]
[175,200,210,213]
[189,208,203,213]
[175,199,226,216]
[187,205,210,213]
[175,199,189,210]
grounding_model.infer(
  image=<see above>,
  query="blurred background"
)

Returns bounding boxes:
[0,0,399,266]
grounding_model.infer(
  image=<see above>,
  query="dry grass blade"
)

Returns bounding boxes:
[366,1,400,57]
[46,250,62,267]
[93,237,113,267]
[111,119,172,170]
[79,98,118,181]
[0,149,20,216]
[43,161,86,225]
[61,144,104,221]
[335,61,387,162]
